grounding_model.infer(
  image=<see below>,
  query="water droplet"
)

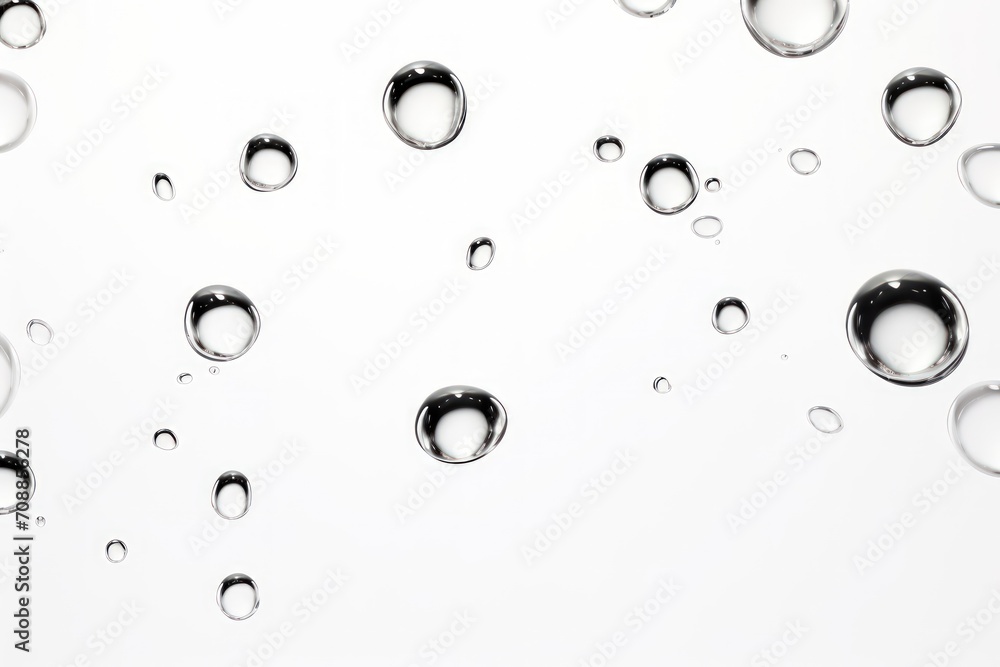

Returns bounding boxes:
[240,134,297,192]
[0,332,20,421]
[153,428,178,451]
[781,354,789,360]
[34,515,44,527]
[788,148,821,175]
[705,178,721,193]
[692,215,723,239]
[152,172,174,201]
[640,154,699,215]
[212,471,252,520]
[466,237,495,270]
[383,61,466,150]
[209,365,220,375]
[712,297,750,334]
[0,1,45,49]
[949,382,1000,476]
[177,373,193,385]
[415,386,507,464]
[846,270,968,385]
[0,451,31,516]
[0,70,36,153]
[184,285,261,362]
[614,0,676,17]
[594,135,624,163]
[105,539,127,563]
[714,240,721,245]
[881,67,961,147]
[653,377,672,394]
[808,406,843,434]
[218,573,260,620]
[25,319,51,345]
[957,144,1000,208]
[741,0,849,58]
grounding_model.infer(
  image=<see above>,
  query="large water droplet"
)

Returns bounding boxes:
[105,539,127,563]
[217,574,260,621]
[0,70,35,153]
[958,144,1000,208]
[692,216,723,239]
[881,68,961,147]
[466,237,495,270]
[640,154,699,215]
[0,1,45,49]
[212,471,251,520]
[846,270,968,386]
[0,450,31,516]
[0,332,20,421]
[788,148,821,175]
[184,285,261,362]
[949,382,1000,476]
[741,0,849,57]
[594,135,624,162]
[712,297,750,334]
[240,134,297,191]
[614,0,676,18]
[152,173,175,201]
[383,61,466,150]
[25,319,51,345]
[415,386,507,464]
[153,428,177,451]
[808,406,843,434]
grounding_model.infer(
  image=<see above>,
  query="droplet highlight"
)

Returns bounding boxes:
[212,471,252,520]
[466,237,495,271]
[105,539,127,563]
[240,134,297,192]
[415,386,507,464]
[0,450,32,516]
[217,573,260,621]
[153,428,177,451]
[383,61,466,150]
[152,173,175,201]
[653,377,672,394]
[712,297,750,335]
[184,285,261,362]
[594,135,624,163]
[881,67,961,147]
[0,1,45,49]
[788,148,821,175]
[640,154,699,215]
[25,319,52,345]
[741,0,849,58]
[958,144,1000,208]
[0,70,36,153]
[692,216,723,239]
[808,406,843,434]
[949,382,1000,476]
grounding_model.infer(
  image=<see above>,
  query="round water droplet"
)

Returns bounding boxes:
[0,70,36,153]
[781,354,789,360]
[846,270,968,386]
[105,539,127,563]
[466,237,495,271]
[741,0,849,58]
[209,365,220,375]
[808,406,843,434]
[881,67,961,147]
[383,61,466,150]
[0,332,20,421]
[218,574,260,621]
[613,0,676,17]
[185,285,261,362]
[34,515,44,527]
[949,382,1000,476]
[957,144,1000,208]
[0,1,45,49]
[212,471,252,520]
[0,451,32,516]
[705,178,721,193]
[153,428,178,451]
[788,148,821,175]
[415,386,507,464]
[594,135,624,163]
[653,377,672,394]
[25,319,52,345]
[239,134,297,192]
[640,154,699,215]
[152,172,174,201]
[692,215,723,239]
[712,297,750,334]
[177,373,193,385]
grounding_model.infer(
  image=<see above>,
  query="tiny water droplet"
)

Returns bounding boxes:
[185,285,261,362]
[212,471,252,520]
[808,406,843,434]
[25,318,52,345]
[882,67,961,147]
[153,428,178,451]
[949,382,1000,476]
[105,539,127,563]
[781,354,789,360]
[240,134,297,191]
[34,515,44,527]
[0,70,36,153]
[218,574,260,621]
[466,237,495,270]
[614,0,676,17]
[653,377,672,394]
[712,297,750,334]
[692,215,723,239]
[0,451,31,516]
[152,172,175,201]
[177,373,193,385]
[640,154,699,215]
[705,178,721,193]
[0,332,20,421]
[594,135,624,163]
[415,386,507,464]
[383,61,466,150]
[958,144,1000,208]
[788,148,821,175]
[741,0,849,58]
[0,0,45,49]
[209,365,220,375]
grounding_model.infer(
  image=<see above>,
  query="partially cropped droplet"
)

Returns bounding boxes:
[153,428,177,451]
[958,144,1000,208]
[0,0,45,49]
[640,154,699,215]
[152,173,174,201]
[212,471,252,520]
[240,134,297,191]
[692,216,723,239]
[0,332,20,421]
[712,297,750,334]
[741,0,849,57]
[614,0,676,18]
[217,574,260,621]
[0,451,31,516]
[653,377,672,394]
[881,68,961,147]
[25,319,51,345]
[185,285,260,362]
[415,386,507,464]
[383,61,466,150]
[594,135,624,162]
[808,406,843,434]
[788,148,821,175]
[105,539,127,563]
[0,70,36,153]
[466,237,495,270]
[949,382,1000,476]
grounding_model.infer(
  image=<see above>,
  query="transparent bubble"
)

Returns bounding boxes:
[949,382,1000,476]
[614,0,676,18]
[383,61,466,150]
[105,540,127,563]
[217,574,260,621]
[415,386,507,464]
[881,68,961,147]
[152,173,175,201]
[0,1,45,49]
[153,429,178,451]
[808,406,843,434]
[240,134,297,191]
[692,216,723,239]
[958,144,1000,208]
[466,237,495,270]
[0,70,36,153]
[640,154,699,215]
[741,0,849,58]
[594,135,624,163]
[788,148,821,175]
[712,297,750,334]
[0,450,32,516]
[184,285,261,362]
[212,471,251,520]
[25,319,52,345]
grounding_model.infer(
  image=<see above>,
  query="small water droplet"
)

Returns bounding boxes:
[212,471,252,520]
[177,373,193,385]
[240,134,297,191]
[882,67,961,147]
[0,70,36,153]
[846,270,968,385]
[466,237,495,270]
[958,144,1000,208]
[614,0,676,17]
[692,215,723,239]
[0,1,45,49]
[705,177,721,193]
[781,354,788,360]
[640,154,699,215]
[152,172,175,201]
[185,285,261,362]
[788,148,821,175]
[153,428,178,451]
[34,515,44,527]
[383,61,466,150]
[949,382,1000,476]
[218,573,260,621]
[0,451,31,516]
[653,377,672,394]
[105,539,127,563]
[209,365,220,375]
[714,240,721,245]
[741,0,849,58]
[0,332,20,421]
[415,386,507,464]
[808,406,843,434]
[712,297,750,334]
[25,319,52,345]
[594,135,624,163]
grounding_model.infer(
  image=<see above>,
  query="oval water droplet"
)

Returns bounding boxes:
[614,0,676,17]
[712,297,750,334]
[808,406,843,434]
[25,319,52,345]
[0,451,32,516]
[881,67,961,147]
[34,515,44,527]
[0,332,20,421]
[217,574,260,621]
[705,178,721,193]
[177,373,193,385]
[185,285,261,362]
[640,154,699,215]
[466,237,495,270]
[240,134,297,191]
[846,270,968,386]
[741,0,849,57]
[788,148,821,175]
[0,70,36,153]
[0,1,45,49]
[949,382,1000,476]
[105,539,127,563]
[653,377,672,394]
[209,365,220,375]
[153,428,177,451]
[212,471,252,520]
[957,144,1000,208]
[415,386,507,464]
[383,61,466,150]
[152,172,174,201]
[692,216,723,239]
[594,135,624,162]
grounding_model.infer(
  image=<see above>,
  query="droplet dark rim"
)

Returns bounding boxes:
[740,0,850,58]
[712,297,750,335]
[705,178,721,193]
[957,144,1000,208]
[212,471,252,520]
[383,61,467,151]
[640,154,700,215]
[239,133,298,192]
[152,172,175,201]
[0,450,32,516]
[466,237,495,271]
[153,428,178,451]
[949,382,1000,476]
[184,285,261,362]
[613,0,676,18]
[881,67,962,147]
[653,377,671,394]
[105,539,127,563]
[594,136,625,163]
[0,1,46,49]
[217,573,260,621]
[788,148,821,175]
[415,386,507,464]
